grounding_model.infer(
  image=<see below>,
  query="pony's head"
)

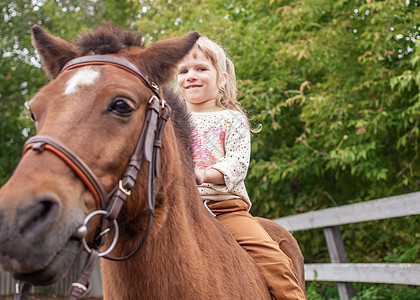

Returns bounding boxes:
[0,25,199,285]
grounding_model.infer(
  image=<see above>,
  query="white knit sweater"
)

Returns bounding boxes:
[190,109,251,208]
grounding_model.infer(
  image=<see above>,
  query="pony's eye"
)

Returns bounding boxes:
[27,109,37,122]
[108,99,135,117]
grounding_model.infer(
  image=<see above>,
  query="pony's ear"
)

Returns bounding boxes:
[31,25,80,79]
[135,32,200,85]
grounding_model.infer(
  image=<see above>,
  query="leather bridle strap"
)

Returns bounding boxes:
[105,97,161,220]
[23,136,107,210]
[14,281,31,300]
[61,55,161,99]
[103,97,173,262]
[69,250,99,300]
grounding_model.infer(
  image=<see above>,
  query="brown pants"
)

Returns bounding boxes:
[206,199,306,300]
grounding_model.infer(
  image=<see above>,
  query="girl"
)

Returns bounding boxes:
[177,37,306,299]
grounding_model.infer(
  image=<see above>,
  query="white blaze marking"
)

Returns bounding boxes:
[64,67,100,95]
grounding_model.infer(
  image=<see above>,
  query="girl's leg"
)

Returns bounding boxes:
[207,200,306,300]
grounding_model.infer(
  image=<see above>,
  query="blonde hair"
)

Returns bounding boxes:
[189,37,249,121]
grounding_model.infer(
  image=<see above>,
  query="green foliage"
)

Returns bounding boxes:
[306,280,340,300]
[1,0,419,298]
[307,281,420,300]
[353,283,420,300]
[344,216,420,263]
[239,0,420,215]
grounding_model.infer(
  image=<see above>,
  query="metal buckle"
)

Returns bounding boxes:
[119,180,131,196]
[149,95,159,103]
[71,282,88,292]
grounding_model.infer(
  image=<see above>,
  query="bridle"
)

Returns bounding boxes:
[14,55,171,300]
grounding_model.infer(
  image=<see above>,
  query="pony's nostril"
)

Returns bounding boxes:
[17,195,60,237]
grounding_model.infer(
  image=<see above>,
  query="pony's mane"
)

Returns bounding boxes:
[73,24,145,55]
[162,86,195,170]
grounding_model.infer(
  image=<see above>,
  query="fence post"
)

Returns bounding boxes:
[324,226,357,300]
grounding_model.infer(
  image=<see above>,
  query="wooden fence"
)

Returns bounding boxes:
[1,192,419,299]
[273,191,420,300]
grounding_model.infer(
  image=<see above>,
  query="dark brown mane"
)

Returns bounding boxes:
[74,24,145,55]
[162,86,195,170]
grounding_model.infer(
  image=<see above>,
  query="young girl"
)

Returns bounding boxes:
[177,37,306,299]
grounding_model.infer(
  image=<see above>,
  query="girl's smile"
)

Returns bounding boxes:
[185,84,203,89]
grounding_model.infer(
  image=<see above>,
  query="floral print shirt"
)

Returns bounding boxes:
[190,109,251,208]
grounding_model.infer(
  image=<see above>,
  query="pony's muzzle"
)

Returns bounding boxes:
[0,193,61,273]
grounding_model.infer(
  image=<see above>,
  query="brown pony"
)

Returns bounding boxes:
[0,25,305,299]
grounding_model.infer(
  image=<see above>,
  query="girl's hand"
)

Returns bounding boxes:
[195,170,205,185]
[194,168,225,185]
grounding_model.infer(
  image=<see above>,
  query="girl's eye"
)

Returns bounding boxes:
[179,69,187,75]
[198,67,206,71]
[108,99,135,117]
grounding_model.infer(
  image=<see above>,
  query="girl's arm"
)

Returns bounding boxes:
[208,113,251,190]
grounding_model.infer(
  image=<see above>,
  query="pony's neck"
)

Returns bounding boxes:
[101,172,227,298]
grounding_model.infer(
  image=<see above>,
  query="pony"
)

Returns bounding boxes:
[0,25,305,299]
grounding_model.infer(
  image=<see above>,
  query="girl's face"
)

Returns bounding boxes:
[177,49,219,112]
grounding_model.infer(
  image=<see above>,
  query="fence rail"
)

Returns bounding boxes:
[274,191,420,300]
[274,191,420,231]
[304,263,420,285]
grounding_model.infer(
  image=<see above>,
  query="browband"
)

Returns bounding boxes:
[61,55,161,99]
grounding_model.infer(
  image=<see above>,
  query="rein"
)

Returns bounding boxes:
[16,55,171,300]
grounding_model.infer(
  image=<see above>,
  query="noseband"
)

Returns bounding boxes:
[17,55,171,300]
